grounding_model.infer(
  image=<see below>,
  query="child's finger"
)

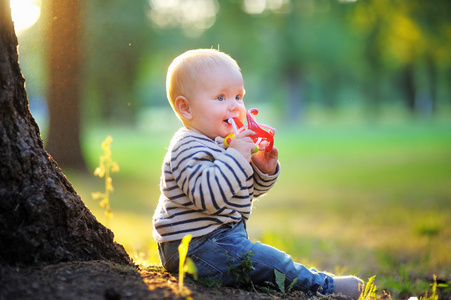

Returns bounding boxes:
[235,129,255,138]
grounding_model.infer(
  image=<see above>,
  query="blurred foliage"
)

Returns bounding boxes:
[16,0,451,129]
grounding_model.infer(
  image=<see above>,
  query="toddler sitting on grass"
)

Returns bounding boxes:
[152,48,363,299]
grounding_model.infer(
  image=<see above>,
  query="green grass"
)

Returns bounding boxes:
[66,117,451,298]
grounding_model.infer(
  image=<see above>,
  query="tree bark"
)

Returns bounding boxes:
[0,0,131,266]
[45,0,87,172]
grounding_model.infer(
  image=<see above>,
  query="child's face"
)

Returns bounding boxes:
[184,65,246,140]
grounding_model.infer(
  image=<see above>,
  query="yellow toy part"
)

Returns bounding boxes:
[224,133,235,148]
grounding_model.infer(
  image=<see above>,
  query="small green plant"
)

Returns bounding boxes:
[359,275,377,300]
[274,269,298,294]
[227,250,255,288]
[91,136,119,224]
[421,275,439,300]
[178,234,197,298]
[364,275,443,300]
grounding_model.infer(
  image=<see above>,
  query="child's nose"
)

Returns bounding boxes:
[228,99,240,111]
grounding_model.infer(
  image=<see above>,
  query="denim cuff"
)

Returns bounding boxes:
[316,274,335,295]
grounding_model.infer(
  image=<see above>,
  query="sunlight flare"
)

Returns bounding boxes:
[243,0,291,15]
[148,0,219,37]
[10,0,41,33]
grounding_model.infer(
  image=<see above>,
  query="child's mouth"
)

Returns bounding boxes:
[226,118,241,134]
[224,117,236,125]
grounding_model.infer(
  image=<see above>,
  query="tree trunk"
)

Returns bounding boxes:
[0,0,131,266]
[45,0,87,172]
[402,63,416,113]
[425,53,436,114]
[284,67,304,123]
[364,25,383,119]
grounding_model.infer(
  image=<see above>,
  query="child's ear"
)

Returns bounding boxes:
[175,96,192,120]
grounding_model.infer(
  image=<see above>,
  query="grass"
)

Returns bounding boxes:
[66,115,451,298]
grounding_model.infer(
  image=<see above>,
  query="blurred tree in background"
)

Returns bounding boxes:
[45,0,86,171]
[15,0,451,168]
[350,0,451,116]
[83,0,152,124]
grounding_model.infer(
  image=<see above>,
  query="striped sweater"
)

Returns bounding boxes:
[152,128,280,242]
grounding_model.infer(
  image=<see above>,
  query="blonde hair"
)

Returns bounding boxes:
[166,49,241,115]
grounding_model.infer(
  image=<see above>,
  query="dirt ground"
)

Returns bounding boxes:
[0,260,348,300]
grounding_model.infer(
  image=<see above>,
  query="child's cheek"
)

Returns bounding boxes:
[239,106,246,122]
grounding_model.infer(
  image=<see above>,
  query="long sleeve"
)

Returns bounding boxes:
[170,138,253,214]
[153,128,279,242]
[252,162,280,198]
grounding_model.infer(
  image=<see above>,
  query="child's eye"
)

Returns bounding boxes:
[235,95,242,101]
[217,95,225,101]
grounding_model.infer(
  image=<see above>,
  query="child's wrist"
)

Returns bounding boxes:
[253,161,280,177]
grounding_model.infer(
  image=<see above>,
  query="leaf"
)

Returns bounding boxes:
[178,234,192,269]
[91,192,104,200]
[274,269,286,293]
[178,234,193,292]
[105,210,113,218]
[364,275,376,296]
[184,257,198,280]
[94,166,105,177]
[101,135,113,151]
[287,277,298,292]
[111,162,120,172]
[99,198,108,208]
[106,177,114,192]
[360,275,377,300]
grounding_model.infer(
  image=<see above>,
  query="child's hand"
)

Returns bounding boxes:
[251,146,278,175]
[228,130,257,162]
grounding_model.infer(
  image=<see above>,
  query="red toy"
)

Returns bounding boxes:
[224,108,276,152]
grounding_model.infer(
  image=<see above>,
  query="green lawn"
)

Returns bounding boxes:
[66,118,451,298]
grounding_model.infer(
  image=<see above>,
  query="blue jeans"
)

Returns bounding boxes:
[157,221,334,295]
